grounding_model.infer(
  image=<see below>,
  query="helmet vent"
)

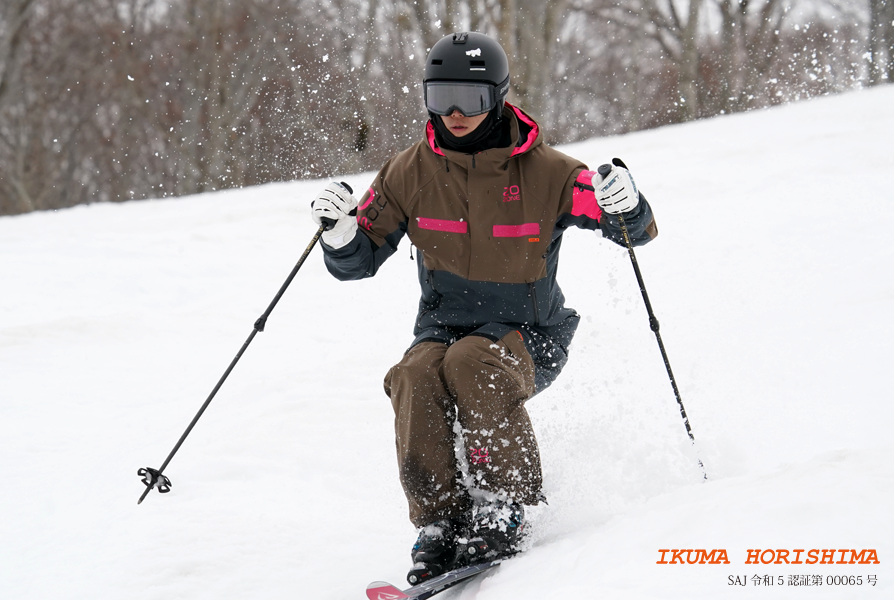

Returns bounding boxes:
[431,59,443,65]
[469,60,485,67]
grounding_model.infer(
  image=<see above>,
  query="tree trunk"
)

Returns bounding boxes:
[443,0,458,32]
[468,0,482,32]
[0,0,34,111]
[678,0,702,121]
[869,0,884,85]
[869,0,893,85]
[410,0,440,52]
[717,0,740,114]
[887,0,894,82]
[496,0,519,105]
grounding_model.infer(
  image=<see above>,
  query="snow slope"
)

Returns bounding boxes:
[1,87,892,600]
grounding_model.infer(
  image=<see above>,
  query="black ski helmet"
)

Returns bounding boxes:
[423,32,511,116]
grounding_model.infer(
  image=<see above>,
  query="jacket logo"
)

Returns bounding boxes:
[358,187,388,231]
[503,185,521,203]
[470,447,491,464]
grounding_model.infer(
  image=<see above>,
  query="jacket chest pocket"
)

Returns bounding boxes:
[409,217,472,276]
[468,200,552,283]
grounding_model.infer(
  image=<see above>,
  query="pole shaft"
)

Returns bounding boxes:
[157,327,259,474]
[138,225,326,502]
[617,214,706,478]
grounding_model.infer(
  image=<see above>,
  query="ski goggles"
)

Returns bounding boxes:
[424,81,498,117]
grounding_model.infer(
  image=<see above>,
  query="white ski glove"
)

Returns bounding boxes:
[311,181,358,249]
[594,163,640,215]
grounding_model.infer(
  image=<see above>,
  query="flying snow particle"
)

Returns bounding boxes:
[127,75,134,81]
[402,86,409,94]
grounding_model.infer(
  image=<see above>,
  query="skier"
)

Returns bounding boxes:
[311,32,657,583]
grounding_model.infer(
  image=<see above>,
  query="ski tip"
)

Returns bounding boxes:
[366,581,410,600]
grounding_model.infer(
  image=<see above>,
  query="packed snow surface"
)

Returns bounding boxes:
[2,87,892,599]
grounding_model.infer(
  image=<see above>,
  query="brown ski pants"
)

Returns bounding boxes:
[384,331,542,527]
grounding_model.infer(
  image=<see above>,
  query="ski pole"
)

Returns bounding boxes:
[597,162,707,481]
[137,222,328,504]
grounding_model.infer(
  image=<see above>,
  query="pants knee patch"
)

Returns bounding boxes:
[441,334,535,402]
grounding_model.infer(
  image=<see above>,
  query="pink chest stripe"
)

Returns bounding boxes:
[572,170,603,221]
[417,217,468,234]
[493,223,540,237]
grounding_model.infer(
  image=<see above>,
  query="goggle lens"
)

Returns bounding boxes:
[424,82,495,117]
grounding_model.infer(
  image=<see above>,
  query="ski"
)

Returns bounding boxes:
[366,560,501,600]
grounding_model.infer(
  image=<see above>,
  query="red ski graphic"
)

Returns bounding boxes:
[366,581,410,600]
[365,560,501,600]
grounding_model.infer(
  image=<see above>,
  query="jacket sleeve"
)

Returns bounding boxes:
[555,168,658,247]
[321,159,409,281]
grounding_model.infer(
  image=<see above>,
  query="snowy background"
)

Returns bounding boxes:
[1,87,892,599]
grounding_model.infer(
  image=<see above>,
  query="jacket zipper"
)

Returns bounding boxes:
[420,267,441,318]
[529,283,541,324]
[428,265,439,295]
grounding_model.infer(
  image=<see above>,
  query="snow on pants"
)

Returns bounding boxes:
[384,331,542,527]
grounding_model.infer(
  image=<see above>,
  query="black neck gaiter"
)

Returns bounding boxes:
[431,106,511,154]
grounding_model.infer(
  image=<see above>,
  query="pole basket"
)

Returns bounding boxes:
[138,467,172,494]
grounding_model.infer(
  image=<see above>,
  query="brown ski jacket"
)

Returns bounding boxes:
[322,104,657,391]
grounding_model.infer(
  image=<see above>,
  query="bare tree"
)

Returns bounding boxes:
[0,0,882,216]
[586,0,706,121]
[706,0,791,113]
[0,0,108,213]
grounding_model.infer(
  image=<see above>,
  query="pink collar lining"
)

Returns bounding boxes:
[425,103,539,157]
[506,103,539,157]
